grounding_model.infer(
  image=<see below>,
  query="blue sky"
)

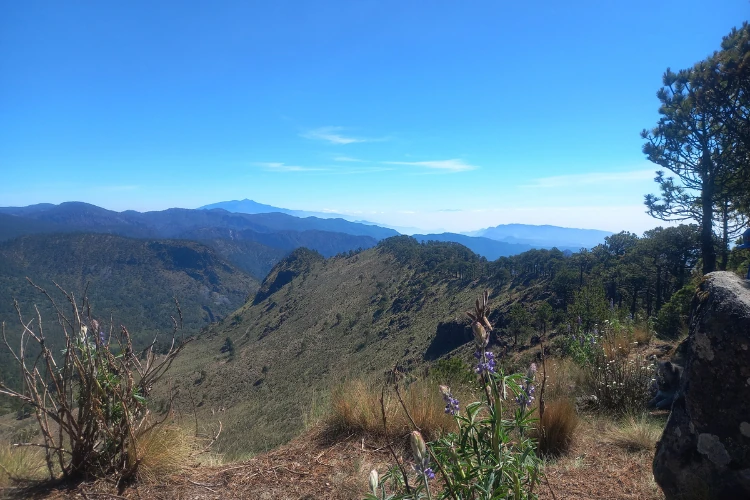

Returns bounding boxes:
[1,1,747,234]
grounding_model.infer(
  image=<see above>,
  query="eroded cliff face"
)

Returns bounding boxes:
[653,272,750,499]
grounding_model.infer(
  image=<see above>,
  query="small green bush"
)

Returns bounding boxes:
[654,283,695,339]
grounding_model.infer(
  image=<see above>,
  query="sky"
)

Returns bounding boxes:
[1,1,748,234]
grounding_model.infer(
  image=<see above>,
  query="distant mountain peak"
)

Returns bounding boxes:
[198,199,293,215]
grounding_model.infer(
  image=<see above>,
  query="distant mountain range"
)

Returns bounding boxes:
[0,202,396,278]
[0,202,613,274]
[198,198,354,221]
[198,199,612,251]
[467,223,612,249]
[411,233,576,260]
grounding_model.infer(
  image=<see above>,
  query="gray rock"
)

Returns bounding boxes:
[653,271,750,499]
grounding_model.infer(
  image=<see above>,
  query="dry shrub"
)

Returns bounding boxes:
[0,287,189,482]
[0,442,46,487]
[603,415,662,453]
[532,399,579,457]
[130,426,197,483]
[584,349,654,414]
[329,379,456,440]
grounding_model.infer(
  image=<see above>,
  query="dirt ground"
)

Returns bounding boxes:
[540,417,663,500]
[4,416,665,500]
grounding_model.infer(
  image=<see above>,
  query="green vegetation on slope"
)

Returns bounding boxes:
[0,233,258,394]
[161,223,738,458]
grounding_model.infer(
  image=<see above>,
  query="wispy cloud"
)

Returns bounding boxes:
[302,126,384,145]
[526,169,655,188]
[253,161,393,175]
[334,167,396,175]
[385,159,479,173]
[253,162,326,172]
[334,156,364,162]
[97,185,139,192]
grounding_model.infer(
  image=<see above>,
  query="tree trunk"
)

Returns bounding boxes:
[655,266,663,312]
[678,257,687,289]
[720,196,729,271]
[701,177,716,274]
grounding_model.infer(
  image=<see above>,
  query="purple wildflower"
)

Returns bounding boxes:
[516,384,536,410]
[414,463,435,480]
[414,462,435,480]
[474,350,496,375]
[98,331,107,346]
[440,385,459,416]
[516,363,537,411]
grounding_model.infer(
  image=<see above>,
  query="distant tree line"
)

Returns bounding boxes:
[488,224,705,333]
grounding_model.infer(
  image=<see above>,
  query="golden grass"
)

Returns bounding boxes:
[601,320,653,359]
[602,414,663,453]
[603,335,633,359]
[130,426,198,483]
[329,379,457,440]
[0,442,46,487]
[632,325,652,346]
[532,399,579,457]
[541,357,586,401]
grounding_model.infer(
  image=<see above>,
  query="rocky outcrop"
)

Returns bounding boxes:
[252,247,324,305]
[653,272,750,499]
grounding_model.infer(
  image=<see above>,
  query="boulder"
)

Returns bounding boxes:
[653,272,750,499]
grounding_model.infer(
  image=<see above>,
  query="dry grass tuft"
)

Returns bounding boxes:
[131,426,198,483]
[532,399,579,457]
[0,442,46,487]
[632,325,652,346]
[602,414,663,453]
[603,335,632,359]
[329,379,456,440]
[542,358,586,401]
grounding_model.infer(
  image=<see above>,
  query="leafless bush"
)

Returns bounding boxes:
[0,280,190,483]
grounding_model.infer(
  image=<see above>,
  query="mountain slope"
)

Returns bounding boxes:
[163,237,538,457]
[0,213,69,241]
[0,233,259,388]
[193,239,289,280]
